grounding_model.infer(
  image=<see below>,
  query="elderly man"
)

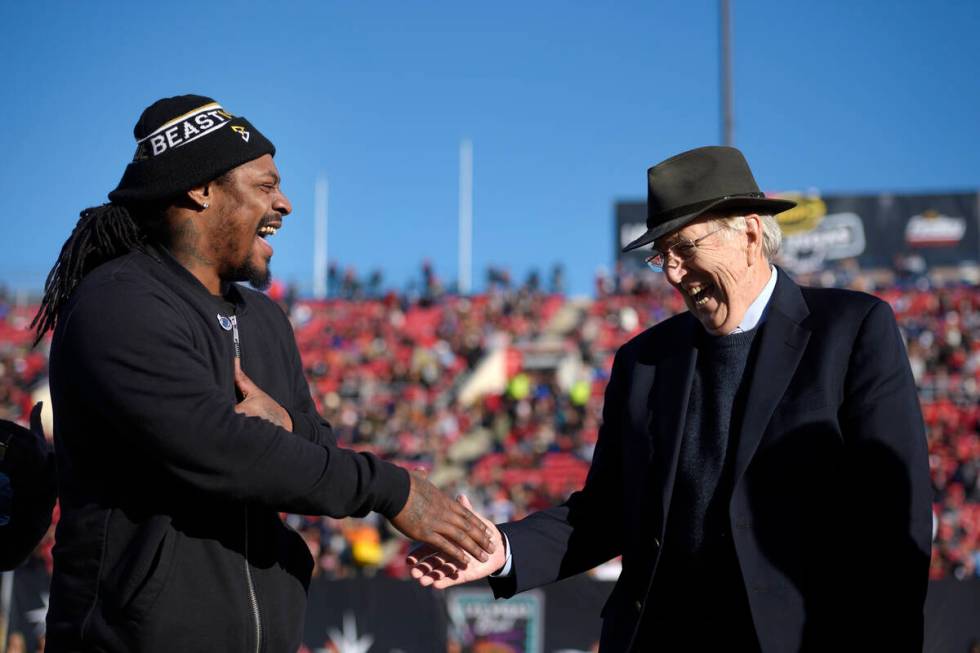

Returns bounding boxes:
[35,95,494,652]
[410,146,931,652]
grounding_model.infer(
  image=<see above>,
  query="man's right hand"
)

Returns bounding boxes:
[406,494,506,589]
[390,473,497,569]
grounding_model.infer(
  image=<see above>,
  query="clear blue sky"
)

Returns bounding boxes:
[1,0,978,297]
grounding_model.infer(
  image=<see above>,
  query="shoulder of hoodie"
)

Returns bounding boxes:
[70,252,292,328]
[58,251,196,337]
[72,251,174,303]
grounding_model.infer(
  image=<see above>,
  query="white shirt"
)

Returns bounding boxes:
[493,266,779,577]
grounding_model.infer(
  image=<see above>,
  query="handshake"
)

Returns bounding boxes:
[234,360,505,588]
[399,487,506,589]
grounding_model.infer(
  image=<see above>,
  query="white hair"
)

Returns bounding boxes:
[712,213,782,262]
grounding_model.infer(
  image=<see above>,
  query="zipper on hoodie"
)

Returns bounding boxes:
[229,315,242,360]
[244,507,262,653]
[229,315,261,652]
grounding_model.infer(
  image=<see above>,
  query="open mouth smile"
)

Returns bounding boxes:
[257,223,280,238]
[254,220,281,259]
[686,282,714,306]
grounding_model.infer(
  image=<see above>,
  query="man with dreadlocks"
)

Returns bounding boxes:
[35,95,496,652]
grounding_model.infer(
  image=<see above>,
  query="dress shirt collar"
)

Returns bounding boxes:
[733,265,777,333]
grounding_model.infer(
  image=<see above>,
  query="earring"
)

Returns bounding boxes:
[202,202,210,209]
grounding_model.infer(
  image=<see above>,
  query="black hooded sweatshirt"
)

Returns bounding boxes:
[45,246,409,652]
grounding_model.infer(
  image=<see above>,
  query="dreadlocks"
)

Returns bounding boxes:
[32,203,145,345]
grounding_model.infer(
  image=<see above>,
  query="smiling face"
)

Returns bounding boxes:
[656,213,771,335]
[206,154,291,289]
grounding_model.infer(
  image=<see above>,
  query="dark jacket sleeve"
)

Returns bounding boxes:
[490,350,628,597]
[836,299,932,646]
[274,307,339,450]
[0,433,55,571]
[58,277,409,519]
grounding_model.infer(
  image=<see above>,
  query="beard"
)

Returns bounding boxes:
[211,206,278,291]
[230,257,272,290]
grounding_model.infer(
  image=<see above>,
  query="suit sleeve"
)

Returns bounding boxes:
[59,278,409,519]
[837,299,931,644]
[490,350,628,597]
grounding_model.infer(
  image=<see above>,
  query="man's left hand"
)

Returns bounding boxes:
[234,361,293,432]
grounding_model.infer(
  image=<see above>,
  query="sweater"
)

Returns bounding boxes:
[642,326,761,650]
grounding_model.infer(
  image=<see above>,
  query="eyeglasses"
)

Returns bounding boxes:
[644,227,727,271]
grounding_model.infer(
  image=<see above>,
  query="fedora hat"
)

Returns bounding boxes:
[622,146,796,252]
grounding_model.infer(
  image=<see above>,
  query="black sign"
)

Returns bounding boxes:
[303,575,448,652]
[4,565,979,651]
[614,192,980,272]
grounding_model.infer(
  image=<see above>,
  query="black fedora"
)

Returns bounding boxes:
[622,146,796,253]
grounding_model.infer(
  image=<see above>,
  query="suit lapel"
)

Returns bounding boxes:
[628,363,657,462]
[732,271,811,487]
[647,317,697,538]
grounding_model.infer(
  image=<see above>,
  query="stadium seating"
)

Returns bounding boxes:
[0,264,976,584]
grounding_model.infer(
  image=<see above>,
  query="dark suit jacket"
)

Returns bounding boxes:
[490,271,932,653]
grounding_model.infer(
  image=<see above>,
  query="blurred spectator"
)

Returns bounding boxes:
[550,263,565,296]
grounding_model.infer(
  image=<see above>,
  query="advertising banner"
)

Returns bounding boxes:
[615,192,979,273]
[447,588,544,653]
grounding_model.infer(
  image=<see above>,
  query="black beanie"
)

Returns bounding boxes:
[108,94,276,204]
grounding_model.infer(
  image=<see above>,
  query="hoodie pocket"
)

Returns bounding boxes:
[102,513,181,623]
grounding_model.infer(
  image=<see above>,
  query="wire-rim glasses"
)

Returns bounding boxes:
[644,226,727,271]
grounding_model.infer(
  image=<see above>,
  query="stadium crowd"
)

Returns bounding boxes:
[0,258,977,645]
